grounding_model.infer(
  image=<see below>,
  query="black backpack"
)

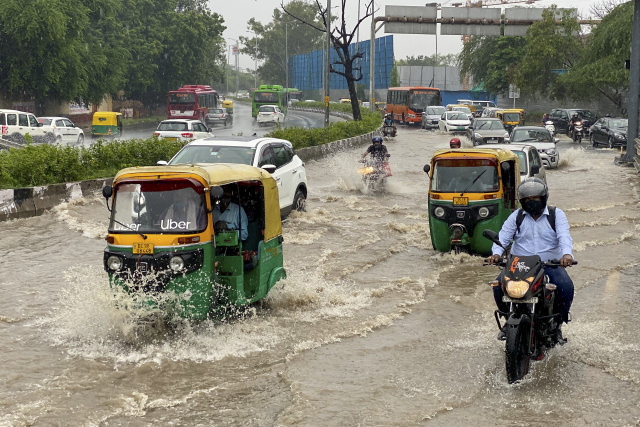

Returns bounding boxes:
[514,206,556,236]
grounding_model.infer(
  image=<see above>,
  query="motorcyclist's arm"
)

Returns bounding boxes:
[555,209,574,266]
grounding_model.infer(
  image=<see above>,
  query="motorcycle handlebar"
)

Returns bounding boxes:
[483,258,578,267]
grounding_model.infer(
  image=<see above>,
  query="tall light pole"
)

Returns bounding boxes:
[226,38,239,96]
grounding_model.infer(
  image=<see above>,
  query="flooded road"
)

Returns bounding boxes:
[2,126,639,426]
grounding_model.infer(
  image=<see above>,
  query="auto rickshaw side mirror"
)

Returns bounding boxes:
[210,186,224,200]
[157,160,168,166]
[500,162,511,173]
[423,164,430,174]
[531,165,540,175]
[102,185,113,211]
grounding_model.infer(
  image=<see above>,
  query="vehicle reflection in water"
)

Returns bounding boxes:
[1,128,639,424]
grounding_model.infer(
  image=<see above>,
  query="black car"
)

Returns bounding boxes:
[548,108,598,135]
[589,117,627,149]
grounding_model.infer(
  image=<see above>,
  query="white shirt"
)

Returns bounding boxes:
[212,202,248,240]
[492,206,573,262]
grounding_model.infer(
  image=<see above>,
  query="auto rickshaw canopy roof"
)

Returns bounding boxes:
[114,163,282,241]
[431,148,519,164]
[92,111,122,125]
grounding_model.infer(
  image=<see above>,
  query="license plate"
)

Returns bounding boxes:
[453,197,468,206]
[457,127,465,130]
[164,137,178,141]
[502,296,538,304]
[133,242,153,254]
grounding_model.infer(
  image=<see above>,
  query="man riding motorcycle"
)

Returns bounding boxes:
[487,178,575,340]
[449,137,461,148]
[361,135,389,162]
[568,113,580,138]
[383,114,397,137]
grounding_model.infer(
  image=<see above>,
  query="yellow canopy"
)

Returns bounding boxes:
[114,163,282,241]
[431,148,519,164]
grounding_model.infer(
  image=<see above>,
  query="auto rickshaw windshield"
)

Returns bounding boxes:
[503,112,520,122]
[431,158,500,193]
[110,179,207,233]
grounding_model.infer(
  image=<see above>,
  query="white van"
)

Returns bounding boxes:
[0,109,52,144]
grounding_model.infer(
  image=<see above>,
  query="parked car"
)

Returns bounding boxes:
[160,136,307,217]
[37,116,85,145]
[153,119,211,141]
[0,109,53,144]
[466,118,510,145]
[589,117,627,149]
[438,111,471,133]
[206,107,232,127]
[421,106,446,130]
[547,108,597,135]
[509,126,559,169]
[257,105,285,126]
[481,143,547,183]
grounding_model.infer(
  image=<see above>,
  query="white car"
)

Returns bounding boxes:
[161,136,307,217]
[37,116,85,145]
[481,143,547,183]
[257,105,285,126]
[509,126,560,169]
[153,119,212,141]
[0,109,52,144]
[438,111,471,133]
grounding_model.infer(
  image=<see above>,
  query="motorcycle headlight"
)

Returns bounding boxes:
[506,280,529,299]
[434,206,445,218]
[478,207,490,218]
[107,255,123,271]
[170,256,185,272]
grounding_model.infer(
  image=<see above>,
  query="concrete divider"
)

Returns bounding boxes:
[0,110,382,222]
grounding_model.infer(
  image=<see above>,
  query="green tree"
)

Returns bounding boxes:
[397,54,456,67]
[240,1,324,86]
[514,6,582,98]
[390,65,399,87]
[457,36,526,96]
[556,1,632,110]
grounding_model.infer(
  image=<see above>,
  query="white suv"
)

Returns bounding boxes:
[160,136,307,216]
[0,109,53,144]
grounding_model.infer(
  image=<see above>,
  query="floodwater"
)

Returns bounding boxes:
[2,128,639,426]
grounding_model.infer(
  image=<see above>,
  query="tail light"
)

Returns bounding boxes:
[153,132,160,137]
[181,132,194,138]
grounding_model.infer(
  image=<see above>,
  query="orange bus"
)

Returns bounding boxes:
[385,87,442,125]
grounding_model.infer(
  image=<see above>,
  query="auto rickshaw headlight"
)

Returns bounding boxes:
[107,255,123,271]
[434,206,445,218]
[170,256,185,272]
[506,280,529,299]
[478,207,490,218]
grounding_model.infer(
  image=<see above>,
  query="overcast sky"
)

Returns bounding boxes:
[208,0,611,69]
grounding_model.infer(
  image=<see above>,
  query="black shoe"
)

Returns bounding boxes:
[555,325,567,345]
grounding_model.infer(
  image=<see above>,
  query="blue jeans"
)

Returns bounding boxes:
[493,266,574,323]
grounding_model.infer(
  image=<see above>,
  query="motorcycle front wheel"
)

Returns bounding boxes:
[505,315,532,383]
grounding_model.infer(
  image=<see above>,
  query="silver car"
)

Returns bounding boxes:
[481,143,547,183]
[421,106,446,130]
[467,118,510,146]
[206,107,231,127]
[509,126,560,169]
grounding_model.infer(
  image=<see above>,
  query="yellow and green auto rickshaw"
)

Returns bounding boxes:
[423,148,521,256]
[496,108,525,134]
[222,99,234,115]
[101,163,286,321]
[91,112,123,138]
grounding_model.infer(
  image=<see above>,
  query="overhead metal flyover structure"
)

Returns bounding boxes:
[368,4,598,111]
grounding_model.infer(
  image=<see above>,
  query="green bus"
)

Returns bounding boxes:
[252,85,287,117]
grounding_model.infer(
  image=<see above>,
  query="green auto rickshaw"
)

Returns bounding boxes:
[423,148,521,256]
[102,163,286,321]
[92,111,123,138]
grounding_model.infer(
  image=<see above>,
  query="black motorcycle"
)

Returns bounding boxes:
[483,230,577,383]
[383,123,397,138]
[358,154,391,189]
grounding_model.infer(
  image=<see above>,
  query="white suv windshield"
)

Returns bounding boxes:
[170,145,256,165]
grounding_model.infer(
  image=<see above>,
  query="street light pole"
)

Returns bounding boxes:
[246,30,258,88]
[324,0,331,128]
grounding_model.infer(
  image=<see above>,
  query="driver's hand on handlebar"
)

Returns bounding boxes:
[486,254,501,265]
[560,254,574,268]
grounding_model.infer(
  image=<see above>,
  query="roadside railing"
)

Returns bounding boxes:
[634,137,640,173]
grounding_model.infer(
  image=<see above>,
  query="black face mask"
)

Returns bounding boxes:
[522,199,545,216]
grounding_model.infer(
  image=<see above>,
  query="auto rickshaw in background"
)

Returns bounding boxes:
[101,163,286,322]
[496,109,525,134]
[92,112,123,138]
[423,148,520,256]
[222,99,234,116]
